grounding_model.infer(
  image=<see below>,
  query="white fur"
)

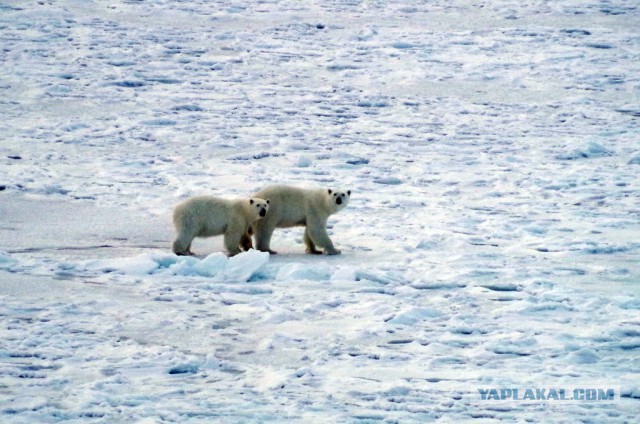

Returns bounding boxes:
[250,185,350,255]
[172,196,269,256]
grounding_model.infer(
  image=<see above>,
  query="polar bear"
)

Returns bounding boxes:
[172,196,270,257]
[245,185,350,255]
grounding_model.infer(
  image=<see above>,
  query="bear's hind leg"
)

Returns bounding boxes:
[173,232,195,256]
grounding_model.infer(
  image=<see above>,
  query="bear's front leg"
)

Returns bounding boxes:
[306,216,341,255]
[240,231,253,251]
[304,227,322,254]
[254,219,278,254]
[224,226,243,257]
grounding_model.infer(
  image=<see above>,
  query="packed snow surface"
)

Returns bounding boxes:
[1,0,639,422]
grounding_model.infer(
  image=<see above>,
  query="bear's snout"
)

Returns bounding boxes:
[260,208,267,217]
[336,197,343,205]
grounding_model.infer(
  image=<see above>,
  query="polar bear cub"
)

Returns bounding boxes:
[248,185,350,255]
[172,196,270,257]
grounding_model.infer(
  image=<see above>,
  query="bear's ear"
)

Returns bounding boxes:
[250,199,254,205]
[266,199,270,204]
[328,189,332,195]
[347,190,351,196]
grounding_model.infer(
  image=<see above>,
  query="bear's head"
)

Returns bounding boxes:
[327,189,351,212]
[249,198,270,220]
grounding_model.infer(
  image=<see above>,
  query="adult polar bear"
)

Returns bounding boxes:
[173,196,270,256]
[246,185,350,255]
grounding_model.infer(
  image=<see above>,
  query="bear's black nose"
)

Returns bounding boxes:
[336,197,342,205]
[260,208,266,217]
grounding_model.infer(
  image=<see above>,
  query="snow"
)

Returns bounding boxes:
[1,0,639,422]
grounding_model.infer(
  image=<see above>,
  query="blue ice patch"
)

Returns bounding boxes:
[172,104,204,112]
[168,364,199,375]
[556,141,612,160]
[142,119,177,126]
[110,80,146,88]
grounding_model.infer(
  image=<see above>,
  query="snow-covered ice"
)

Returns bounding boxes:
[1,0,639,422]
[81,249,269,281]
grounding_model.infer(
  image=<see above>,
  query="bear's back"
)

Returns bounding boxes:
[253,186,326,227]
[175,196,234,235]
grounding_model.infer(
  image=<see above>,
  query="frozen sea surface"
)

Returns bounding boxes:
[1,0,639,422]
